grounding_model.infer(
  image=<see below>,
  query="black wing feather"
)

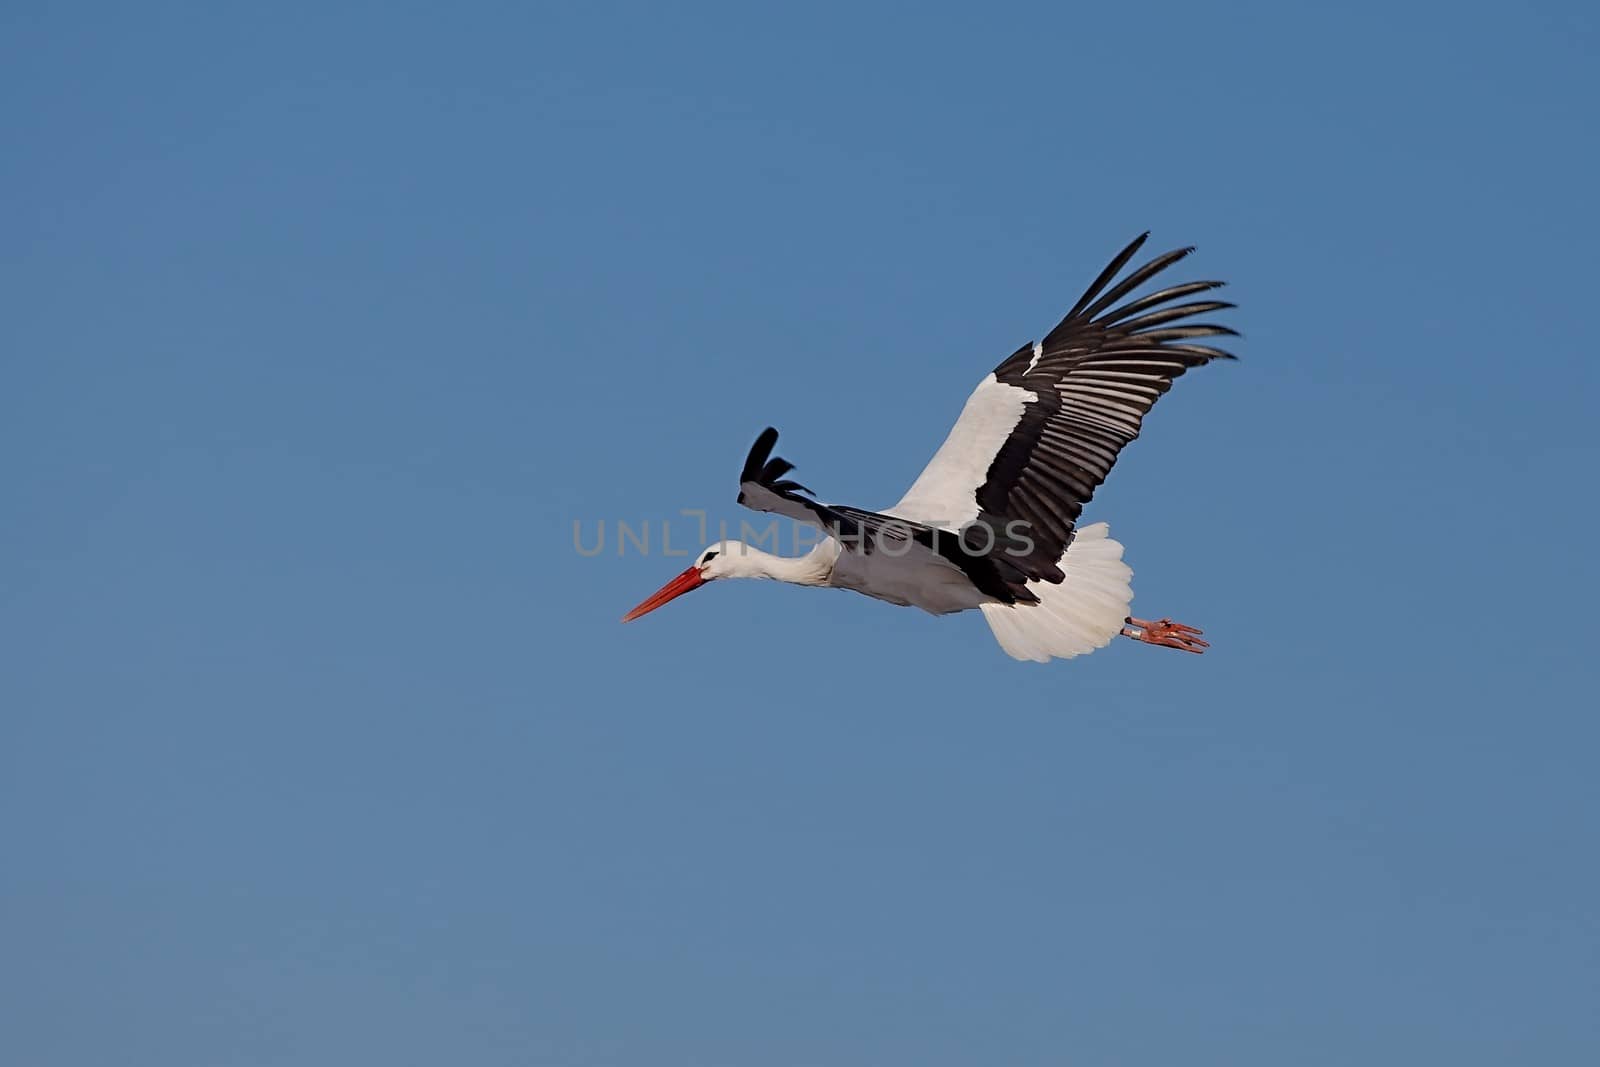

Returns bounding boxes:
[975,235,1237,584]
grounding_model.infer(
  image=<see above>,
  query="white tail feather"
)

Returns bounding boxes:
[979,522,1133,662]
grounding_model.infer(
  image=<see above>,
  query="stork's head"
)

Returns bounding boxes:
[620,541,744,622]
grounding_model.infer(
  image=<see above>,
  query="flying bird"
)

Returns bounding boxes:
[622,233,1235,661]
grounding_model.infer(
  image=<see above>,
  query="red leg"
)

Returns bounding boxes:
[1121,616,1209,654]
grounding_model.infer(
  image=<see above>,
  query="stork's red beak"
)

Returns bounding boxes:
[621,565,705,622]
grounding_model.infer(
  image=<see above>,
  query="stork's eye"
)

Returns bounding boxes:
[701,550,719,565]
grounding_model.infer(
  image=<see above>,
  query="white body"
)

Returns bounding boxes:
[705,517,1133,662]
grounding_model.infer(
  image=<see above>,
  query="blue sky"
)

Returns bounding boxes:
[4,2,1598,1064]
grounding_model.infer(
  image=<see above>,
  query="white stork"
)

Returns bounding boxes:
[622,233,1234,661]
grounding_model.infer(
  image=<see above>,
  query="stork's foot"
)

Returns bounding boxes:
[1121,616,1209,654]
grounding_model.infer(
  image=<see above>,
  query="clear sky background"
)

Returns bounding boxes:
[4,2,1598,1065]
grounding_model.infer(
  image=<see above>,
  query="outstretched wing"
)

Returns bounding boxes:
[736,427,1040,603]
[890,232,1237,584]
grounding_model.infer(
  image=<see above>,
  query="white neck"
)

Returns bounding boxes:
[722,543,833,586]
